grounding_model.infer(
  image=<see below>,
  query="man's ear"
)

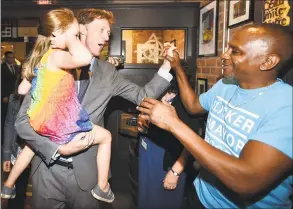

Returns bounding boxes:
[79,24,87,36]
[260,54,280,71]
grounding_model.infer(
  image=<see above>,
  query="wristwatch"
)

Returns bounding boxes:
[170,168,180,177]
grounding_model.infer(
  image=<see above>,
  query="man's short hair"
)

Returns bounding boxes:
[4,51,14,57]
[247,24,293,75]
[77,9,114,25]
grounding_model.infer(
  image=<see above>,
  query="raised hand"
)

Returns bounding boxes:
[161,42,176,69]
[165,50,181,71]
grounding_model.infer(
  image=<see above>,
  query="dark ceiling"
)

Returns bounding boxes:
[2,0,110,7]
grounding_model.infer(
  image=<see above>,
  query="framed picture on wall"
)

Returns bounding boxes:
[254,0,292,27]
[228,0,253,28]
[197,78,208,95]
[198,0,219,57]
[121,27,187,68]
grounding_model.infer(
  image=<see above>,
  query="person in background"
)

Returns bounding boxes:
[138,24,293,209]
[137,60,201,209]
[1,51,19,144]
[2,63,29,209]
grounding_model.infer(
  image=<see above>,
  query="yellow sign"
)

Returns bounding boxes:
[263,0,291,26]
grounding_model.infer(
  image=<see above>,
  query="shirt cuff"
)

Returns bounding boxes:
[158,67,173,82]
[51,145,61,161]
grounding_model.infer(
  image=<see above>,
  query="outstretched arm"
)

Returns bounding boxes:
[138,98,293,199]
[111,64,171,104]
[165,51,206,114]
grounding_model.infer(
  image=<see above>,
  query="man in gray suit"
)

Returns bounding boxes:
[15,9,172,209]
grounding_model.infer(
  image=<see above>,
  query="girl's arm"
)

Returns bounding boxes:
[18,78,32,95]
[49,34,93,70]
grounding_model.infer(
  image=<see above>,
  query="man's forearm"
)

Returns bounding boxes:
[169,118,256,196]
[174,66,202,114]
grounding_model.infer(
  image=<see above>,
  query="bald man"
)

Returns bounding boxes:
[138,24,293,208]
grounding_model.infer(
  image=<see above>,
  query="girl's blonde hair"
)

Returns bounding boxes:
[24,8,75,80]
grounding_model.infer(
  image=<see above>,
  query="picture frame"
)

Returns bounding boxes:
[121,27,187,68]
[254,0,292,28]
[198,0,219,57]
[228,0,254,28]
[197,78,208,95]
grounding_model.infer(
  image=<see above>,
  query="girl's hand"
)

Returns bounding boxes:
[163,170,179,190]
[2,161,11,172]
[65,33,79,48]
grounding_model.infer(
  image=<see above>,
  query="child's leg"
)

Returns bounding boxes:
[4,145,35,188]
[90,125,112,192]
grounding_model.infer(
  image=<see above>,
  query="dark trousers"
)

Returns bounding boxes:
[187,185,206,209]
[8,168,30,209]
[32,162,100,209]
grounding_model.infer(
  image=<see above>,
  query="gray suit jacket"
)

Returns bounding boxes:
[3,94,23,162]
[15,58,170,191]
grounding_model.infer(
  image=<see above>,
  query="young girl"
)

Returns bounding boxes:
[1,8,114,203]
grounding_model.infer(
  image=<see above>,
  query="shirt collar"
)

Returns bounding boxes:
[89,58,95,72]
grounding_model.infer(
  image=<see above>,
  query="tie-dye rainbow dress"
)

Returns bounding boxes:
[27,48,93,144]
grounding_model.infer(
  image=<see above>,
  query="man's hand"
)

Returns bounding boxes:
[161,42,176,69]
[2,161,11,172]
[58,132,94,156]
[137,98,179,132]
[2,97,9,103]
[107,57,119,67]
[165,50,181,71]
[86,125,97,143]
[137,114,149,133]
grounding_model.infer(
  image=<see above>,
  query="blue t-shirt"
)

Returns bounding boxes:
[195,78,292,208]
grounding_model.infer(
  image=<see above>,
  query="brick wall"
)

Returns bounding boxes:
[185,0,252,89]
[196,0,226,89]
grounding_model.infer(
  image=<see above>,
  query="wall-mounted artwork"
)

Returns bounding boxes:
[121,28,186,66]
[228,0,253,28]
[197,78,208,95]
[198,0,219,57]
[254,0,291,27]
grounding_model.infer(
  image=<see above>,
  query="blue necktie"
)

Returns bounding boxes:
[78,79,90,102]
[78,66,91,102]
